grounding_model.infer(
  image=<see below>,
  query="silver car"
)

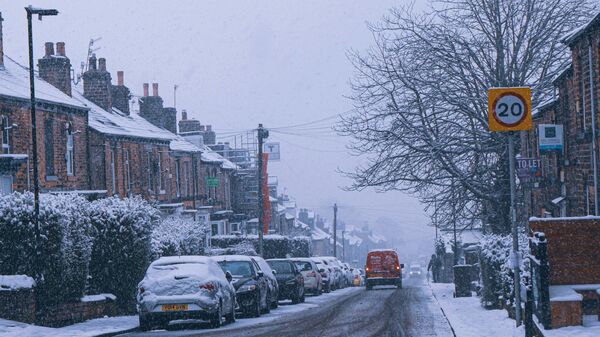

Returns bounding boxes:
[137,256,236,331]
[292,258,323,295]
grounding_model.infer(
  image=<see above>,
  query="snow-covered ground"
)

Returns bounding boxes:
[0,315,138,337]
[0,287,361,337]
[429,282,521,337]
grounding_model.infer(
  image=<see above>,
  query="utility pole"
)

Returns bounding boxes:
[342,230,345,262]
[26,5,58,284]
[434,197,438,239]
[257,124,268,257]
[333,203,338,258]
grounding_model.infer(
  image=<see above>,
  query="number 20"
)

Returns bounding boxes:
[498,102,523,117]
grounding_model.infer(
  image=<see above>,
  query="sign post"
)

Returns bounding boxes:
[488,87,532,327]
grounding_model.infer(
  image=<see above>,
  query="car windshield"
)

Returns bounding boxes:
[218,261,254,278]
[269,261,293,274]
[294,261,312,272]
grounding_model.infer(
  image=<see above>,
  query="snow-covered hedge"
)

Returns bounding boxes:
[210,235,312,258]
[0,192,93,305]
[479,231,529,310]
[151,213,209,259]
[88,196,159,312]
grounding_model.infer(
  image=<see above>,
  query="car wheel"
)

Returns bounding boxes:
[252,294,261,317]
[139,314,153,331]
[366,282,372,290]
[210,303,223,328]
[317,285,322,296]
[225,301,236,324]
[263,291,271,314]
[291,288,300,304]
[300,290,305,303]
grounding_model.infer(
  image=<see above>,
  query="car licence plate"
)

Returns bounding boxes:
[161,304,188,311]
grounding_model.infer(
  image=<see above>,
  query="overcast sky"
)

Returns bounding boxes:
[2,1,432,251]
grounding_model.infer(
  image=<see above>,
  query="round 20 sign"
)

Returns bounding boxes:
[488,87,532,132]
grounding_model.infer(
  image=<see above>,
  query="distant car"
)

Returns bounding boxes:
[212,255,271,317]
[320,257,344,289]
[312,259,331,293]
[252,256,280,309]
[342,263,354,286]
[351,268,363,286]
[267,259,305,303]
[292,258,323,295]
[137,256,236,331]
[409,264,422,277]
[365,249,403,290]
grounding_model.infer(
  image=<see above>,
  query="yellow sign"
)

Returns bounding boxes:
[488,87,532,132]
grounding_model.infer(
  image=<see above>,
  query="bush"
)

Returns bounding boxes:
[0,192,93,306]
[151,213,209,259]
[88,196,158,312]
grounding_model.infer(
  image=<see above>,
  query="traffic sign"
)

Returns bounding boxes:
[488,87,532,132]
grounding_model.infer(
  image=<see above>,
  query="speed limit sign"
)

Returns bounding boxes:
[488,87,532,132]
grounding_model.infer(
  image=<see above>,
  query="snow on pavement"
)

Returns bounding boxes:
[429,283,520,337]
[0,315,138,337]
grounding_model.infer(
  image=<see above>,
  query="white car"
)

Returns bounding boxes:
[409,264,422,277]
[137,256,236,331]
[292,258,323,295]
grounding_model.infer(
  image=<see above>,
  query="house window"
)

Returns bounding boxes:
[110,148,116,194]
[175,160,181,197]
[124,149,131,195]
[65,123,74,176]
[157,151,163,192]
[1,116,9,154]
[146,151,153,192]
[183,161,190,197]
[44,119,55,176]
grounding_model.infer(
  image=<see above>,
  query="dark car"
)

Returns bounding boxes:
[213,255,270,317]
[267,259,305,304]
[252,256,280,309]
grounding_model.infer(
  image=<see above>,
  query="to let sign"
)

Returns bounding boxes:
[516,158,542,179]
[488,87,532,132]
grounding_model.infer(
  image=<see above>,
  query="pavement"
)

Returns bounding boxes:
[119,276,454,337]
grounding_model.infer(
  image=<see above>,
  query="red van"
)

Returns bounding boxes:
[364,249,403,290]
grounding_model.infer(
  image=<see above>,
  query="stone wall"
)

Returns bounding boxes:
[0,289,35,323]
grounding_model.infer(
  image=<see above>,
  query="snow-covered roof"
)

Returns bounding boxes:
[72,88,173,142]
[552,62,572,83]
[562,13,600,45]
[0,275,35,291]
[170,135,202,153]
[196,143,238,170]
[347,234,362,246]
[551,196,566,205]
[0,57,88,110]
[277,204,286,213]
[368,233,386,244]
[532,97,558,118]
[285,213,295,220]
[294,219,310,230]
[311,226,331,241]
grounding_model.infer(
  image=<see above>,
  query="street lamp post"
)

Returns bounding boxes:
[25,5,58,282]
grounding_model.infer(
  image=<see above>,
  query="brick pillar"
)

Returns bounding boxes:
[83,55,112,110]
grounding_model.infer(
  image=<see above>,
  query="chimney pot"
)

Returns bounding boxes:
[143,83,149,97]
[89,54,97,70]
[182,109,188,120]
[98,58,106,71]
[152,83,158,96]
[56,42,65,56]
[117,71,124,86]
[44,42,54,57]
[207,125,212,131]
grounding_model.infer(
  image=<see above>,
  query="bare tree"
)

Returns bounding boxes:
[338,0,594,234]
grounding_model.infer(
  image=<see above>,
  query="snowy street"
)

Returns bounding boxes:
[119,276,453,337]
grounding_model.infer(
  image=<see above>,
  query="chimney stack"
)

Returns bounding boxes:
[152,83,158,96]
[139,82,165,130]
[98,58,106,72]
[89,54,97,70]
[117,71,124,86]
[56,42,65,56]
[182,109,188,120]
[38,41,72,96]
[143,83,149,97]
[44,42,54,57]
[0,12,4,68]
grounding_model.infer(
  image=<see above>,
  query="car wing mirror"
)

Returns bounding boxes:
[225,271,233,283]
[257,271,264,278]
[400,264,405,269]
[272,270,277,275]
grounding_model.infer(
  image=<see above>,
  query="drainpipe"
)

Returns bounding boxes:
[589,39,598,215]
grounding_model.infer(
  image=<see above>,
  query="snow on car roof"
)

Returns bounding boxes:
[0,57,88,110]
[150,255,212,266]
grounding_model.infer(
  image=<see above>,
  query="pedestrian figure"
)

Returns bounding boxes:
[428,254,441,283]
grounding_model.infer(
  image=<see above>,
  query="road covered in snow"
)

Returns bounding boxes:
[119,276,452,337]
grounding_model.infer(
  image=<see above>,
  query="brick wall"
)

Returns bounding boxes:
[530,218,600,285]
[0,289,35,323]
[37,298,117,328]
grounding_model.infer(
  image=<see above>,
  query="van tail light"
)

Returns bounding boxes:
[200,282,215,291]
[396,265,400,270]
[365,267,369,272]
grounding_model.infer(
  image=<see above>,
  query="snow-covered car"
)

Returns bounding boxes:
[320,257,344,289]
[312,259,331,293]
[342,263,354,286]
[252,255,280,309]
[292,258,323,295]
[409,264,422,277]
[351,268,363,286]
[212,255,271,317]
[267,259,305,303]
[137,256,236,331]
